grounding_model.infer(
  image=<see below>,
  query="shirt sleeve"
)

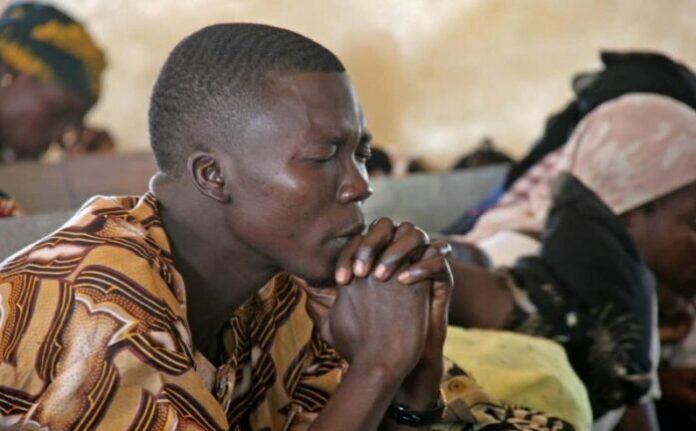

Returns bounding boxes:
[0,259,229,430]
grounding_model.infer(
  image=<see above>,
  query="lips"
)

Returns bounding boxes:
[334,222,365,239]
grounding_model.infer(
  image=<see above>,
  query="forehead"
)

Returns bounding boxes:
[256,71,364,141]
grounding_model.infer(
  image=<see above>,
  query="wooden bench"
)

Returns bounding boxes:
[0,152,158,214]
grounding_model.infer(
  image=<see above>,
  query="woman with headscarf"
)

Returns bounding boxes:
[0,1,112,217]
[447,93,696,430]
[0,1,111,164]
[445,50,696,237]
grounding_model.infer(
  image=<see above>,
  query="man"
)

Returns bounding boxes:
[0,24,572,430]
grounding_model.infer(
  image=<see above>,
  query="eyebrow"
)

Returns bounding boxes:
[323,130,372,147]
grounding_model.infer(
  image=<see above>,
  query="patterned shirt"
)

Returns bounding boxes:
[0,194,574,430]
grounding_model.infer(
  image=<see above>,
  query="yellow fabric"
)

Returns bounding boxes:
[444,327,593,431]
[31,19,106,96]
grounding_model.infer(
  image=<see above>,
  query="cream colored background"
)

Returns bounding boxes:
[9,0,696,168]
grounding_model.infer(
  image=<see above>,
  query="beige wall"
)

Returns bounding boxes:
[9,0,696,168]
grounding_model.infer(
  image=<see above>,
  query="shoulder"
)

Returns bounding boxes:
[1,194,170,289]
[0,194,185,366]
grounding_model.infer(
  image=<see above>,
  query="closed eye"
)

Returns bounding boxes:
[304,140,340,162]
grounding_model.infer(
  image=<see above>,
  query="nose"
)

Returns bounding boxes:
[338,161,373,204]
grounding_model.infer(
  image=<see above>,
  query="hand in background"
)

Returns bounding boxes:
[62,127,115,156]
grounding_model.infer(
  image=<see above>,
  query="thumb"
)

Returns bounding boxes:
[432,287,449,326]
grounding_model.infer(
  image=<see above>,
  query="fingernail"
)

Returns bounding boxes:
[375,264,387,279]
[336,268,350,284]
[354,260,366,276]
[398,271,410,283]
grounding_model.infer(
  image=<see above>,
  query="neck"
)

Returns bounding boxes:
[152,173,279,361]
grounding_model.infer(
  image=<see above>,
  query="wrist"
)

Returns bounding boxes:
[394,357,443,410]
[349,358,407,389]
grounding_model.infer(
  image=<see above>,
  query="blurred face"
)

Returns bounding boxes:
[625,182,696,298]
[218,72,373,285]
[0,70,90,159]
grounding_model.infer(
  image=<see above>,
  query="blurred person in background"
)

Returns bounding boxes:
[405,157,427,174]
[445,51,696,236]
[448,94,696,431]
[0,1,112,165]
[452,52,696,430]
[451,137,513,170]
[365,145,392,177]
[389,153,429,177]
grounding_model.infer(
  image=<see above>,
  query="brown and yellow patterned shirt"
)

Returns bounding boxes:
[0,194,574,430]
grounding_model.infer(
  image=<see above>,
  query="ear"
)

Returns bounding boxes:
[188,152,231,203]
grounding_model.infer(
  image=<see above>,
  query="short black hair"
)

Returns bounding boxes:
[149,23,345,174]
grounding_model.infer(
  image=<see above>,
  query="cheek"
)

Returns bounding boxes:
[649,225,696,283]
[235,163,338,240]
[0,97,54,150]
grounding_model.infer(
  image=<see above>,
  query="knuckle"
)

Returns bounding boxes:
[371,217,394,229]
[405,227,429,246]
[379,253,402,266]
[397,221,415,231]
[355,245,376,260]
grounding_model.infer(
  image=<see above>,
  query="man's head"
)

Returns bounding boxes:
[0,1,106,160]
[150,24,373,285]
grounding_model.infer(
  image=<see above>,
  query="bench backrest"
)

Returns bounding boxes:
[0,163,507,261]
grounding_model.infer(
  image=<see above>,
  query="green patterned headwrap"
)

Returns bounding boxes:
[0,1,106,102]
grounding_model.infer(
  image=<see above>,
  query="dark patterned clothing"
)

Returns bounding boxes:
[0,193,575,430]
[503,175,657,417]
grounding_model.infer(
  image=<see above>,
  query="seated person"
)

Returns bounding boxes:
[0,24,574,430]
[448,94,696,430]
[445,50,696,237]
[0,1,113,164]
[450,138,512,170]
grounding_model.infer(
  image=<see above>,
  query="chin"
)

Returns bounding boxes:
[287,257,338,288]
[291,262,336,288]
[281,242,341,288]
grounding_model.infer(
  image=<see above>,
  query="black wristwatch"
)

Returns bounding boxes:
[387,396,445,427]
